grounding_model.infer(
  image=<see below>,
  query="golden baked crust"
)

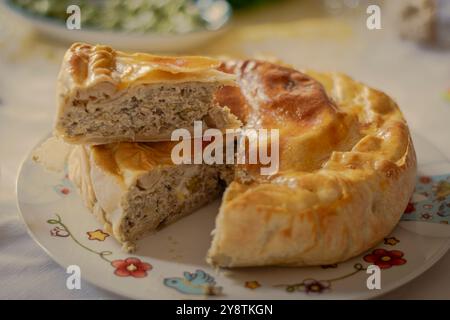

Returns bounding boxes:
[91,142,175,179]
[207,60,416,267]
[62,42,236,89]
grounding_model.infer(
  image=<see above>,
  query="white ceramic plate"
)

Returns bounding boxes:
[16,133,450,299]
[0,0,231,52]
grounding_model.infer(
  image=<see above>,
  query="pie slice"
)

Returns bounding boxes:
[55,43,240,144]
[207,60,416,267]
[67,141,230,252]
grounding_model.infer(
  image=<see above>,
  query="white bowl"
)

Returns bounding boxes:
[0,0,232,52]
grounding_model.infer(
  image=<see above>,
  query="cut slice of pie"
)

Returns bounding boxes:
[55,43,240,144]
[67,141,229,252]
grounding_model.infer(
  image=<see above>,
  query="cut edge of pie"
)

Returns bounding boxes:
[54,43,241,145]
[67,142,231,252]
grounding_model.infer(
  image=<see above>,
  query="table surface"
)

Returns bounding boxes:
[1,1,450,299]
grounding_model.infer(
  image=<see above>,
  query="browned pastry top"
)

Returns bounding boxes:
[218,60,336,128]
[217,60,361,173]
[63,43,236,90]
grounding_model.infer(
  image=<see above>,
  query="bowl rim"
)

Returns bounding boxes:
[2,0,232,37]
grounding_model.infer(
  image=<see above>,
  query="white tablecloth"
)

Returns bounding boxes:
[1,3,450,299]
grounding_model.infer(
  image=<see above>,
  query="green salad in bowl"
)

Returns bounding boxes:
[9,0,224,34]
[2,0,232,51]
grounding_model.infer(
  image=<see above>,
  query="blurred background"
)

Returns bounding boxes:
[2,0,449,165]
[0,0,450,299]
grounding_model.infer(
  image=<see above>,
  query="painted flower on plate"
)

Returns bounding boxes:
[419,176,432,184]
[404,202,415,214]
[87,229,109,241]
[111,257,152,278]
[53,185,71,196]
[299,279,331,294]
[363,249,406,269]
[421,213,433,220]
[434,181,450,200]
[384,237,400,246]
[245,281,261,290]
[50,226,69,237]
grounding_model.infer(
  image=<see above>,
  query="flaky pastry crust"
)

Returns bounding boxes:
[207,60,416,267]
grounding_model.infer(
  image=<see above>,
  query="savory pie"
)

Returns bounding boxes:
[207,60,416,267]
[51,45,416,267]
[54,43,240,144]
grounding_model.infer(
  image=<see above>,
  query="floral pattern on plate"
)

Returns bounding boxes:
[402,174,450,224]
[16,145,450,299]
[47,214,152,279]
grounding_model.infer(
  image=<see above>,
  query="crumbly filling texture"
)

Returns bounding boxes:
[59,82,223,139]
[119,165,225,242]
